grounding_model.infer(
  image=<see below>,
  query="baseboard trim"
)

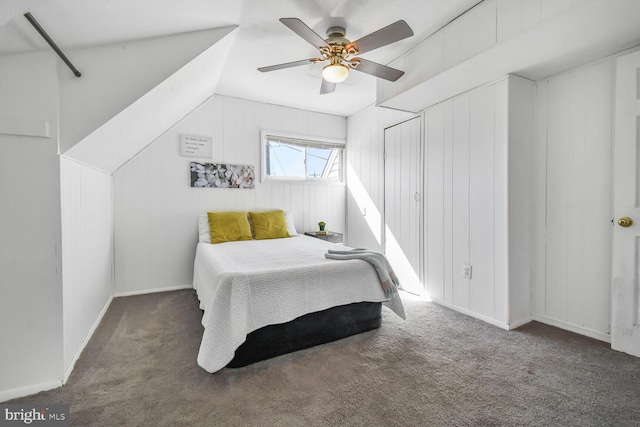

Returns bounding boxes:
[0,380,62,403]
[63,295,114,384]
[113,284,193,298]
[431,300,511,331]
[532,314,611,343]
[508,316,534,330]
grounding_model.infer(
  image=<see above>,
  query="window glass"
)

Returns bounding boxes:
[264,135,343,181]
[266,141,304,178]
[306,147,332,178]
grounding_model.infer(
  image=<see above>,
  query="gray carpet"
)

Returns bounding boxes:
[9,289,640,426]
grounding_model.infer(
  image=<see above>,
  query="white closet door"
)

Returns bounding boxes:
[384,117,422,295]
[612,49,640,358]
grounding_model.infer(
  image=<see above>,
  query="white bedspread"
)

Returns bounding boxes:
[193,236,390,373]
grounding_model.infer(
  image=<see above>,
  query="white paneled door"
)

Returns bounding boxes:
[384,117,422,295]
[612,49,640,358]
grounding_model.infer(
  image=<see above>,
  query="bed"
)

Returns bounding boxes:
[192,231,403,373]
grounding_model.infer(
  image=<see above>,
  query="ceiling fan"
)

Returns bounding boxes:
[258,18,414,94]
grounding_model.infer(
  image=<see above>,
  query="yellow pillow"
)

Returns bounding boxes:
[249,210,290,240]
[207,211,253,244]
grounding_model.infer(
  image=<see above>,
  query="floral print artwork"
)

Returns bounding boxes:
[190,162,255,189]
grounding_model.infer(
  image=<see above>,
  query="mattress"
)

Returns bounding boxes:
[192,235,390,373]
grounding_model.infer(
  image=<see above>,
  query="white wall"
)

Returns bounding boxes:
[347,76,535,329]
[345,106,415,251]
[508,76,536,325]
[113,95,347,295]
[383,117,422,295]
[422,76,534,328]
[349,58,614,337]
[0,52,63,400]
[1,28,228,400]
[60,158,114,377]
[423,85,506,313]
[63,27,237,174]
[533,58,614,341]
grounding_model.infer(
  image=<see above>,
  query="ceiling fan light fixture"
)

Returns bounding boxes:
[259,18,413,94]
[322,63,349,83]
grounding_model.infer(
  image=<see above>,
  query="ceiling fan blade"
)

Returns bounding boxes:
[258,58,319,72]
[280,18,332,51]
[351,58,405,81]
[280,18,331,51]
[346,20,413,55]
[320,79,336,94]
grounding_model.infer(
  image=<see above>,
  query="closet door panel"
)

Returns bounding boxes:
[425,105,445,301]
[384,117,422,295]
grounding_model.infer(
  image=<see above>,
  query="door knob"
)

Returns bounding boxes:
[618,217,633,227]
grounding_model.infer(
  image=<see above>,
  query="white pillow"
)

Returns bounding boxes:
[198,214,211,243]
[198,211,299,243]
[284,211,299,236]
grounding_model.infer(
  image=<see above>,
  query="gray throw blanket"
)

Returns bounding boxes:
[325,248,406,319]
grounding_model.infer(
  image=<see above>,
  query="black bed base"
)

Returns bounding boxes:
[226,301,382,368]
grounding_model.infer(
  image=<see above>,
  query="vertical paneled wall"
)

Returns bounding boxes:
[60,157,113,376]
[534,59,614,341]
[425,102,446,302]
[0,52,64,400]
[426,76,534,327]
[424,79,512,325]
[450,95,471,310]
[348,76,534,328]
[346,106,415,251]
[508,77,536,325]
[384,118,422,295]
[113,95,346,295]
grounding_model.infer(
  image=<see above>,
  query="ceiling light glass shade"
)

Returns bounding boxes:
[322,63,349,83]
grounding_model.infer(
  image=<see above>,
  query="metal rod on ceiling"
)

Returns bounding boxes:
[24,12,82,77]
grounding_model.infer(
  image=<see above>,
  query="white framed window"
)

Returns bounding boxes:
[261,130,345,182]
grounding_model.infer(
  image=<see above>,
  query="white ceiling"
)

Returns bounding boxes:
[0,0,480,117]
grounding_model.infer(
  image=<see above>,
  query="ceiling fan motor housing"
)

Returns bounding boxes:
[325,27,350,51]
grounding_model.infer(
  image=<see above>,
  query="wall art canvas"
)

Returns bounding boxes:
[190,162,255,189]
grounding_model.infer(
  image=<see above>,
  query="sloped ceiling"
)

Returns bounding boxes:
[0,0,481,117]
[62,26,238,174]
[57,27,240,154]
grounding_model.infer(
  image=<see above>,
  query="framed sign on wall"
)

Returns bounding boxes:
[180,134,213,158]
